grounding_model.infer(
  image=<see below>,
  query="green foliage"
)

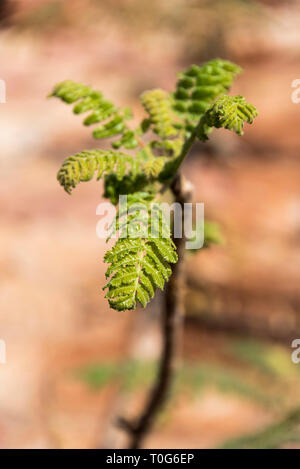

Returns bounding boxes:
[51,58,258,311]
[73,360,157,393]
[178,364,272,408]
[198,94,258,141]
[73,362,116,391]
[103,172,151,206]
[57,149,140,194]
[74,360,273,408]
[141,89,178,139]
[143,156,168,178]
[221,408,300,449]
[103,192,177,311]
[49,80,138,149]
[172,59,242,133]
[140,89,183,156]
[204,221,225,248]
[230,339,300,379]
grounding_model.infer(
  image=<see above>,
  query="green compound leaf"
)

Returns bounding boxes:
[103,172,152,206]
[172,58,242,133]
[143,156,168,178]
[57,149,141,194]
[103,193,177,311]
[57,150,169,196]
[49,80,138,149]
[140,89,183,158]
[187,221,225,254]
[51,59,258,314]
[141,89,179,139]
[198,94,258,141]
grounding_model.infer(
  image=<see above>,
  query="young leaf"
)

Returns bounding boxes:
[141,89,179,139]
[103,193,177,311]
[49,80,139,149]
[172,58,242,133]
[198,94,258,141]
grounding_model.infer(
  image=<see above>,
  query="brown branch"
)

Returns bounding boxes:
[118,173,193,449]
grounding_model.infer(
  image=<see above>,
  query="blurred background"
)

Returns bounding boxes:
[1,0,300,449]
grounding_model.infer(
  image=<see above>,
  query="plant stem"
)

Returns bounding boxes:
[168,118,204,176]
[119,172,193,449]
[118,120,196,447]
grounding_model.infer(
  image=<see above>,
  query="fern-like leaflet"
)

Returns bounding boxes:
[197,94,258,141]
[172,58,242,133]
[57,149,141,194]
[49,80,138,149]
[140,89,183,157]
[103,192,177,311]
[50,58,259,451]
[141,89,178,139]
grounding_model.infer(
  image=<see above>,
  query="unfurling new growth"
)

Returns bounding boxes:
[49,59,258,312]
